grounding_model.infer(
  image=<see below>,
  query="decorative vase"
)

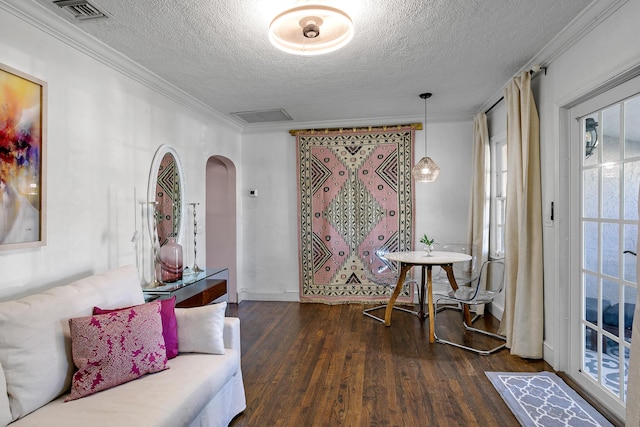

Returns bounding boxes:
[159,237,183,283]
[424,244,433,256]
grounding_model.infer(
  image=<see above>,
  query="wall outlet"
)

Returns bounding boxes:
[249,189,258,197]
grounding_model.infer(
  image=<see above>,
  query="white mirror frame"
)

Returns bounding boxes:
[147,144,187,246]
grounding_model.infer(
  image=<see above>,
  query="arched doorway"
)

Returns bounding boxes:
[206,156,237,303]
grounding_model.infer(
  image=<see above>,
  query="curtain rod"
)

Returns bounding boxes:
[289,123,421,136]
[484,97,504,115]
[484,66,547,115]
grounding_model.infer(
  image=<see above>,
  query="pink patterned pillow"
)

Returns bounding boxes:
[66,301,168,402]
[94,297,179,359]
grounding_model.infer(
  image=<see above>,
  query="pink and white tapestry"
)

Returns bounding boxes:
[296,127,415,304]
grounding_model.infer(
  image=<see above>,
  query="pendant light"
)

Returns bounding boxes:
[412,93,440,182]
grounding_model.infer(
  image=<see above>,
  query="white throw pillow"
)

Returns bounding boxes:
[175,302,226,355]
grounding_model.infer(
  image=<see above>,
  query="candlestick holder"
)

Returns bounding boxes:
[189,202,204,273]
[145,201,162,288]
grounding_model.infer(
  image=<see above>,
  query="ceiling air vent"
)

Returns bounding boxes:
[53,0,107,20]
[231,108,293,124]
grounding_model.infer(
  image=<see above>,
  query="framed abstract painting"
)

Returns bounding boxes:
[0,63,47,250]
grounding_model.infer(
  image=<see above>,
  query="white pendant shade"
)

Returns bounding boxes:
[269,4,354,56]
[412,156,440,182]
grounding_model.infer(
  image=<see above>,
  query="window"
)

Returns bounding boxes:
[490,135,507,258]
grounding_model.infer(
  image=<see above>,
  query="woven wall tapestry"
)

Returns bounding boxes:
[296,127,415,304]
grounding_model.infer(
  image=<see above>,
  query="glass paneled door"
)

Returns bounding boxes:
[577,91,640,408]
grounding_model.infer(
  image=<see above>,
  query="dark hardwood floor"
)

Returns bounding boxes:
[227,301,555,426]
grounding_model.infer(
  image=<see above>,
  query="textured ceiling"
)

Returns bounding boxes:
[31,0,592,127]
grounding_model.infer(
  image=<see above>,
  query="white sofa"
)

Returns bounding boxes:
[0,265,246,427]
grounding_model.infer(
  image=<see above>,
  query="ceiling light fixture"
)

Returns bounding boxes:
[269,4,354,56]
[412,93,440,182]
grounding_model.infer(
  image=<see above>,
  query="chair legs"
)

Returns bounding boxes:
[363,304,419,323]
[435,303,484,324]
[433,301,506,355]
[363,279,421,323]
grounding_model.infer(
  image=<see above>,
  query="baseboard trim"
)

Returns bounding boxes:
[238,291,299,302]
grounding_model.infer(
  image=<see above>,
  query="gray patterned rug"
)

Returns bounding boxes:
[486,372,614,426]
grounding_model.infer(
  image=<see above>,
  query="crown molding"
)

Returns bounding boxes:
[0,0,243,132]
[479,0,629,114]
[529,0,628,68]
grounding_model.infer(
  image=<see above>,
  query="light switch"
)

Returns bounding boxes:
[249,189,258,197]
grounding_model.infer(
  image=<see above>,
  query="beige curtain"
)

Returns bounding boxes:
[468,113,491,313]
[626,185,640,425]
[468,112,490,260]
[498,71,544,358]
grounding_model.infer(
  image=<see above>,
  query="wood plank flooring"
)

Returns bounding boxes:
[227,301,555,426]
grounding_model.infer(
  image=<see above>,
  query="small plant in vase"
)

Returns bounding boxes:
[420,234,436,256]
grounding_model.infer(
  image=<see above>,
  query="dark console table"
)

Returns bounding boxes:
[143,267,228,307]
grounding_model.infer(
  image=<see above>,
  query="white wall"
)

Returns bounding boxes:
[239,130,299,301]
[239,120,473,301]
[0,5,242,300]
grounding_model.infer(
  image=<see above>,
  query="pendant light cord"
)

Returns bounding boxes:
[420,92,432,156]
[424,96,428,155]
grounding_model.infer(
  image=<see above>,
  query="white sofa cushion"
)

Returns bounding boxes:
[8,351,240,427]
[0,360,11,427]
[0,265,144,421]
[176,302,227,354]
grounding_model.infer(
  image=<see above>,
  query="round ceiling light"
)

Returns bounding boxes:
[269,4,354,56]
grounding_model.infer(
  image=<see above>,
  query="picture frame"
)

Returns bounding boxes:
[0,63,47,250]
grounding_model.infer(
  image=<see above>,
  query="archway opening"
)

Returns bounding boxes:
[206,156,237,302]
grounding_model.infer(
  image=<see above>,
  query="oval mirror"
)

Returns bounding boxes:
[147,145,186,246]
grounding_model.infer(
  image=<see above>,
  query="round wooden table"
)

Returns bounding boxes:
[383,250,472,343]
